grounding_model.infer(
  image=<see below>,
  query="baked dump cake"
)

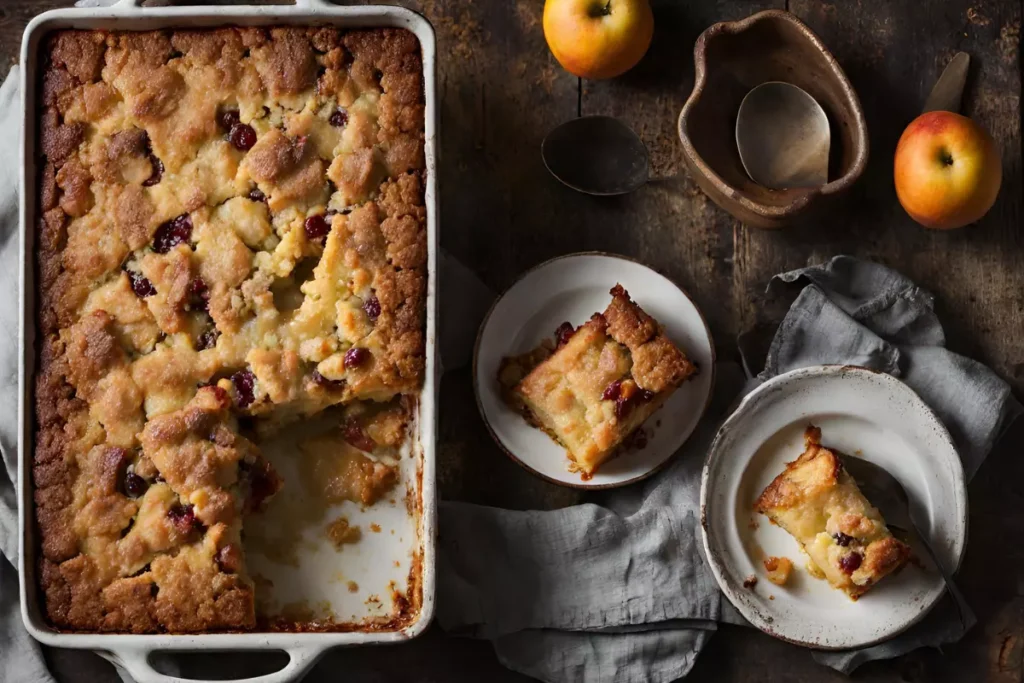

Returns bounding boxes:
[755,426,911,599]
[502,285,695,478]
[35,26,426,632]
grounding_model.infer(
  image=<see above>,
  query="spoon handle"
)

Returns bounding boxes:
[910,520,972,631]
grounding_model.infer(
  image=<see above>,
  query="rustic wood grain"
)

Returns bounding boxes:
[579,0,785,352]
[3,0,1022,681]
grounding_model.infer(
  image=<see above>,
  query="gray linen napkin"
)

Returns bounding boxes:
[438,379,731,683]
[0,66,62,683]
[436,257,1022,682]
[761,256,1021,672]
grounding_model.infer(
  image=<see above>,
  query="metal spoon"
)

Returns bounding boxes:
[541,115,650,196]
[837,453,971,630]
[735,81,830,189]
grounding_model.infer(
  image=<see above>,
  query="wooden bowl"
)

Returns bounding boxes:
[677,10,868,229]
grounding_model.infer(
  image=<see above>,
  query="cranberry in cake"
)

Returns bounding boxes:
[34,26,426,632]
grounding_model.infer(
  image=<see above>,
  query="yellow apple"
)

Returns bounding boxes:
[893,111,1002,230]
[543,0,654,80]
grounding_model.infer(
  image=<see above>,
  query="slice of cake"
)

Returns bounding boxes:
[755,426,912,599]
[510,285,695,478]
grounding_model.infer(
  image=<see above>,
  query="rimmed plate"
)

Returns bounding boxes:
[473,252,715,489]
[700,365,968,649]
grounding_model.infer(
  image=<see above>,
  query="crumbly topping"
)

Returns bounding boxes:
[603,284,694,393]
[510,285,695,477]
[35,26,425,633]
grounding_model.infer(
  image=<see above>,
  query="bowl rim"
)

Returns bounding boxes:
[677,9,869,220]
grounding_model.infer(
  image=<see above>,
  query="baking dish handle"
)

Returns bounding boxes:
[110,645,324,683]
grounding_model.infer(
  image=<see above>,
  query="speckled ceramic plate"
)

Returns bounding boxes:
[701,365,967,649]
[473,252,715,489]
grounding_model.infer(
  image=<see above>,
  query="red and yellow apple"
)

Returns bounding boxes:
[893,111,1002,230]
[543,0,654,80]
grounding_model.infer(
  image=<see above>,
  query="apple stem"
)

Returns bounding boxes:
[939,149,954,166]
[587,1,613,18]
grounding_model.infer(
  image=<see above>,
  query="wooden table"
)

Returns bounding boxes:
[3,0,1022,681]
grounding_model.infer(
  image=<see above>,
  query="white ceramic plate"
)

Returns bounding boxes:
[701,365,968,649]
[474,252,715,489]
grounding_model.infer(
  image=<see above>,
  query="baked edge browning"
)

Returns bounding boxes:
[602,284,696,393]
[754,426,841,512]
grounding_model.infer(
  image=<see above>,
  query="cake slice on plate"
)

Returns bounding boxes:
[510,285,696,478]
[755,426,912,599]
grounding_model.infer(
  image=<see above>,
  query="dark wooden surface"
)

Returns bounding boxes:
[4,0,1023,681]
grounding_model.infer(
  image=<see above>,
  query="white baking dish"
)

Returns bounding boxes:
[17,1,438,681]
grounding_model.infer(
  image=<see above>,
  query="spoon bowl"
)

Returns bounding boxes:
[678,10,869,228]
[736,81,830,189]
[541,115,649,196]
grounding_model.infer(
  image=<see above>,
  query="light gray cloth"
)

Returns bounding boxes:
[1,56,1021,683]
[763,256,1020,481]
[763,256,1021,672]
[438,379,731,683]
[436,253,1022,682]
[0,66,62,683]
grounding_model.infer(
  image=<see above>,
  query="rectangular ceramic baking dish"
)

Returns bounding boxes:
[17,1,438,681]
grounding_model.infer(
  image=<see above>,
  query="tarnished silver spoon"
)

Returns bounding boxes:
[736,81,831,189]
[541,115,650,196]
[544,84,830,196]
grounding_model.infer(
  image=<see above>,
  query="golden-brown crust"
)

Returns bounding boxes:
[603,284,695,393]
[54,158,93,217]
[511,285,695,477]
[754,427,840,512]
[35,27,426,633]
[51,31,107,84]
[251,28,318,98]
[861,536,911,580]
[113,185,155,250]
[41,110,85,165]
[755,426,912,599]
